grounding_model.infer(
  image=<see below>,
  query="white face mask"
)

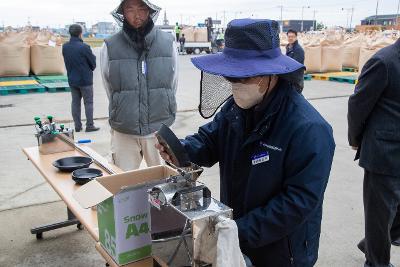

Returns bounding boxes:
[231,78,266,109]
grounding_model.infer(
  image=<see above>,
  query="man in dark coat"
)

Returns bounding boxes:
[157,19,335,267]
[286,29,305,94]
[348,38,400,267]
[62,24,99,132]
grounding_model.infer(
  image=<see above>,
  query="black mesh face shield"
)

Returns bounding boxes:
[199,72,233,119]
[198,71,303,119]
[111,0,161,26]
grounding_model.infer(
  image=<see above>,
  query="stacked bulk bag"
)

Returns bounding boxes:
[194,28,208,42]
[320,33,344,73]
[343,35,364,69]
[358,37,395,74]
[0,31,32,77]
[30,31,65,75]
[181,27,196,42]
[279,33,288,54]
[304,38,322,73]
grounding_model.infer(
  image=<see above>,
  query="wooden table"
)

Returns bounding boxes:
[23,146,166,267]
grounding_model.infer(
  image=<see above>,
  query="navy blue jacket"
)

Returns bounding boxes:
[286,41,305,93]
[286,40,305,64]
[348,39,400,177]
[182,82,335,266]
[62,37,96,87]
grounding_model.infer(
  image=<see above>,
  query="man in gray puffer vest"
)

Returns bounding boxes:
[101,0,178,171]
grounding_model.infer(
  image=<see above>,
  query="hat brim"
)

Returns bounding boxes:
[191,53,305,78]
[116,0,160,15]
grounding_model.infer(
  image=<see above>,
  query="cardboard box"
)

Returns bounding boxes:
[74,165,177,266]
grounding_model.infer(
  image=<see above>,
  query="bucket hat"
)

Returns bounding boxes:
[192,19,305,119]
[191,19,304,78]
[111,0,161,26]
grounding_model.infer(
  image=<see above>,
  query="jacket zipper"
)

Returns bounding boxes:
[287,237,295,265]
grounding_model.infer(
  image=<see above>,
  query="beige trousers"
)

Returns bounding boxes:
[110,130,162,171]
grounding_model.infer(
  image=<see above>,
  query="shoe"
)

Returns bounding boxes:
[358,239,366,254]
[85,126,100,132]
[75,128,82,133]
[358,238,400,251]
[392,238,400,246]
[364,262,394,267]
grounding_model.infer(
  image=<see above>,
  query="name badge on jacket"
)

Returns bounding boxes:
[252,152,270,165]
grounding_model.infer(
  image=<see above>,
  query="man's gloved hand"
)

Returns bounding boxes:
[155,142,172,162]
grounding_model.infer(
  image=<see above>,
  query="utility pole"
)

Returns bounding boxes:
[349,7,355,31]
[277,5,284,32]
[342,7,355,31]
[313,10,317,31]
[301,6,310,32]
[374,0,379,25]
[223,10,226,28]
[396,0,400,27]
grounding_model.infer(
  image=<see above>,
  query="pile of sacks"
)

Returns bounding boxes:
[181,27,208,42]
[280,31,397,74]
[0,29,65,77]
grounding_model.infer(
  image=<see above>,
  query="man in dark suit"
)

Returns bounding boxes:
[62,24,99,132]
[286,29,305,93]
[348,38,400,267]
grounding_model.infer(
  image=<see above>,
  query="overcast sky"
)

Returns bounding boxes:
[0,0,398,28]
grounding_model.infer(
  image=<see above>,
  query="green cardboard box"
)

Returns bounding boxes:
[74,165,177,266]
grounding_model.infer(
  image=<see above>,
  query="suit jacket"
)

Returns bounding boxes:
[348,38,400,176]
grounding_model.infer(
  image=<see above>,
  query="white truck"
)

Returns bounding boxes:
[161,27,215,54]
[183,42,212,54]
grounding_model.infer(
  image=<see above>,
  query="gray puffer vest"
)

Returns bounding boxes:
[105,28,176,136]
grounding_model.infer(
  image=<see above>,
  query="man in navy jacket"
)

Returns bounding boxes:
[157,19,335,266]
[286,29,305,93]
[62,24,99,132]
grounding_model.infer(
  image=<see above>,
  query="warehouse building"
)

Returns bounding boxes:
[278,20,317,32]
[361,14,400,26]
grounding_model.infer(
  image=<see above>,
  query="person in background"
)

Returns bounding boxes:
[62,24,99,132]
[348,38,400,267]
[175,22,181,42]
[178,34,186,54]
[100,0,178,171]
[286,29,305,93]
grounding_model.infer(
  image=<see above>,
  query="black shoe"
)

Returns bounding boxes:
[392,238,400,246]
[358,239,366,254]
[75,128,82,133]
[85,126,100,132]
[359,237,400,252]
[364,262,394,267]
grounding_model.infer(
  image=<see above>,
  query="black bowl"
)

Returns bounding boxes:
[72,168,103,185]
[53,156,93,172]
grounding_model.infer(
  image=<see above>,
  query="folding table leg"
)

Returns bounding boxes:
[30,207,83,239]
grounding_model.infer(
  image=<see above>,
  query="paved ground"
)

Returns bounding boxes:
[0,54,399,267]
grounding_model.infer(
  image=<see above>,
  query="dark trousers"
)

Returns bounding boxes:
[70,85,94,129]
[176,33,180,42]
[364,170,400,266]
